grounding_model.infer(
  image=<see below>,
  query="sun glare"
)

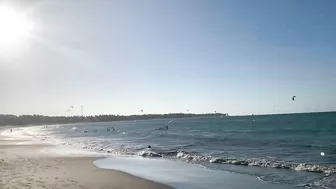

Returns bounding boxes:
[0,6,34,46]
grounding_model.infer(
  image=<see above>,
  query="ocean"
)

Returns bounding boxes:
[5,112,336,189]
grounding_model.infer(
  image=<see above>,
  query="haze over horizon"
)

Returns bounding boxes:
[0,0,335,116]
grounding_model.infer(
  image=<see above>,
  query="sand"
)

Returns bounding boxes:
[0,138,172,189]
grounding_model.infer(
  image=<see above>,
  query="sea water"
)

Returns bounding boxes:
[4,112,336,188]
[93,156,295,189]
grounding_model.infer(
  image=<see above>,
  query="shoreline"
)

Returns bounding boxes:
[1,126,303,189]
[0,136,173,189]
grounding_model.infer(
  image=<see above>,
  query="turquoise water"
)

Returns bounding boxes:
[10,112,336,188]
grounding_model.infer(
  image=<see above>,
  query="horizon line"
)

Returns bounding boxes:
[1,111,335,117]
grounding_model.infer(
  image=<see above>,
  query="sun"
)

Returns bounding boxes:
[0,6,34,46]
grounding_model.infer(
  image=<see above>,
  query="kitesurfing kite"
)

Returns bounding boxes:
[67,106,74,112]
[292,96,296,101]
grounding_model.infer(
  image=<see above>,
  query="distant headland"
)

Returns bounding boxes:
[0,113,229,126]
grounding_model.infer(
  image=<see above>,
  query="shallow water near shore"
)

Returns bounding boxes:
[94,156,296,189]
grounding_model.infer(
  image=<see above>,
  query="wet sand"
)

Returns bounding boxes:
[0,138,172,189]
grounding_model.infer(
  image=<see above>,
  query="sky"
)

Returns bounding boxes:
[0,0,335,116]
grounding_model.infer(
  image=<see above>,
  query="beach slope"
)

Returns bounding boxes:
[0,139,172,189]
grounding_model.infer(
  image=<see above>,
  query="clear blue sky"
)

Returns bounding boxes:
[0,0,335,116]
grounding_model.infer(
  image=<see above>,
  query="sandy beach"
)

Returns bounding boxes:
[0,137,172,189]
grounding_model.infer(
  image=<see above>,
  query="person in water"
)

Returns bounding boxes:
[106,127,115,132]
[154,125,168,131]
[148,145,151,149]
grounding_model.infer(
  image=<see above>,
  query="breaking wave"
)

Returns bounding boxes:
[172,151,336,174]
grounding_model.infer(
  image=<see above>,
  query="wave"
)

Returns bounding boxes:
[158,151,336,175]
[57,138,336,176]
[137,150,162,157]
[9,127,335,176]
